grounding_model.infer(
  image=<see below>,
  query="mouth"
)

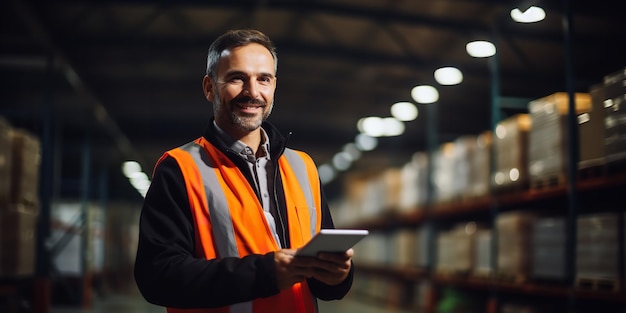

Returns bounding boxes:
[233,99,266,113]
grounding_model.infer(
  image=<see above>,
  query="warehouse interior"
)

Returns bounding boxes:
[1,0,625,312]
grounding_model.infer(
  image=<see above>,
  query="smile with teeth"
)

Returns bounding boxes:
[236,101,265,111]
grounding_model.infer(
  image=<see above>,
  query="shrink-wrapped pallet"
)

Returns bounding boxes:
[398,152,429,212]
[496,211,534,282]
[353,231,390,265]
[360,173,387,219]
[391,228,418,267]
[576,212,620,290]
[436,222,477,275]
[381,167,403,212]
[468,131,492,198]
[528,92,591,188]
[492,114,531,191]
[472,228,492,278]
[0,203,38,277]
[390,226,429,268]
[449,134,492,200]
[579,84,607,169]
[415,225,431,268]
[531,217,566,281]
[451,136,474,200]
[9,128,42,207]
[603,67,626,162]
[432,142,456,203]
[339,171,382,223]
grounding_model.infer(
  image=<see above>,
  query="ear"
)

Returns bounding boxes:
[202,75,214,101]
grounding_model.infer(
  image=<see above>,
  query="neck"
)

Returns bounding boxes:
[237,130,262,154]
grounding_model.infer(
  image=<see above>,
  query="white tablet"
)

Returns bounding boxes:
[296,229,369,257]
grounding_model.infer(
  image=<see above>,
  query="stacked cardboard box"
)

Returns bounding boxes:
[381,167,403,212]
[0,117,12,205]
[527,92,591,188]
[431,142,456,203]
[496,211,535,282]
[467,131,492,199]
[353,231,390,265]
[531,217,566,281]
[472,228,493,278]
[397,152,429,212]
[581,84,608,169]
[0,203,38,277]
[492,114,531,192]
[603,68,626,163]
[0,119,41,278]
[391,228,418,268]
[576,212,621,290]
[435,222,477,275]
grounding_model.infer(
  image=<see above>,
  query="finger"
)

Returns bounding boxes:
[313,256,351,270]
[316,252,352,263]
[311,267,349,285]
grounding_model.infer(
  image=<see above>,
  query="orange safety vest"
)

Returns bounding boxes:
[161,136,322,313]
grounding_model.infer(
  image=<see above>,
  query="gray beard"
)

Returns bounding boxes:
[213,93,273,132]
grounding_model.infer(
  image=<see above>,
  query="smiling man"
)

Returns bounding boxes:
[133,29,354,313]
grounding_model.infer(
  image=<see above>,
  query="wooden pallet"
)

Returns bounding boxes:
[471,270,494,281]
[496,272,528,284]
[530,173,566,190]
[578,156,626,180]
[491,181,529,195]
[605,154,626,173]
[578,161,607,180]
[575,277,621,292]
[435,268,471,279]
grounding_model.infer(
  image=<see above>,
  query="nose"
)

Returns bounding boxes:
[242,79,260,98]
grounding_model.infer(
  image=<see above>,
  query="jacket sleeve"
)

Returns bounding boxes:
[133,156,280,308]
[306,184,355,300]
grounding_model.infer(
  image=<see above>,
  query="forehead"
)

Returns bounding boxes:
[217,43,275,75]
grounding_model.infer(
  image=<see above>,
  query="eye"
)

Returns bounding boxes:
[259,75,274,85]
[229,76,244,84]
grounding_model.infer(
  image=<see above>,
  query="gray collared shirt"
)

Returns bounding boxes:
[212,122,282,247]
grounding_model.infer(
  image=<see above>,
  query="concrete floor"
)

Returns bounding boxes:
[49,287,413,313]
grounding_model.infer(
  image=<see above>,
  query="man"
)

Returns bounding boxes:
[134,29,354,313]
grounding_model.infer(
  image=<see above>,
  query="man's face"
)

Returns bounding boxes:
[209,43,276,136]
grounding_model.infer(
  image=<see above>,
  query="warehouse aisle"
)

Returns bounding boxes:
[49,292,414,313]
[50,288,413,313]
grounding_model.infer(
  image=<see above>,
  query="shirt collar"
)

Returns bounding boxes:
[213,121,271,161]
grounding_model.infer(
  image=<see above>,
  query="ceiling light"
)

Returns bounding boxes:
[318,164,336,184]
[466,40,496,58]
[411,85,439,104]
[510,6,545,23]
[390,101,418,121]
[122,160,142,177]
[342,142,362,161]
[381,117,405,137]
[357,116,385,137]
[332,151,353,171]
[434,67,463,85]
[355,133,378,151]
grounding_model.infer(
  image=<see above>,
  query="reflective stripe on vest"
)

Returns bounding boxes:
[163,137,321,313]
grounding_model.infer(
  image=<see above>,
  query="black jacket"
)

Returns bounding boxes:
[134,119,354,308]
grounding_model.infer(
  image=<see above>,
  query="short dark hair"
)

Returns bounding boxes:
[205,29,278,80]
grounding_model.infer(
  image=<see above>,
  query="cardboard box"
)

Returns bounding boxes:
[528,92,591,185]
[531,217,566,280]
[492,114,531,191]
[9,129,42,207]
[579,84,607,168]
[0,203,38,277]
[0,117,13,204]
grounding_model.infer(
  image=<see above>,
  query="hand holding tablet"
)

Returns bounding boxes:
[296,229,369,257]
